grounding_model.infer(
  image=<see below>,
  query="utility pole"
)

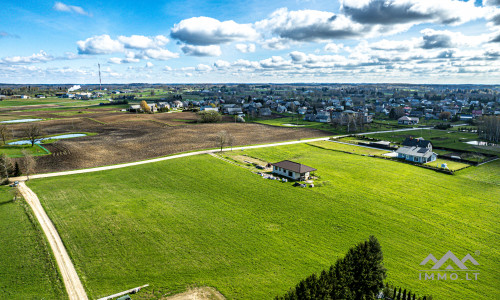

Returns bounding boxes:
[98,63,102,92]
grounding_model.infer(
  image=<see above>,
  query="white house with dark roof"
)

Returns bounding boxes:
[396,137,437,163]
[272,160,316,180]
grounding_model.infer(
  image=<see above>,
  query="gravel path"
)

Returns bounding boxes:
[17,182,88,300]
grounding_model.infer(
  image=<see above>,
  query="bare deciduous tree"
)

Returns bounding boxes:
[215,130,228,152]
[227,133,235,151]
[21,149,36,180]
[0,153,12,183]
[478,115,500,143]
[0,124,12,145]
[23,124,44,147]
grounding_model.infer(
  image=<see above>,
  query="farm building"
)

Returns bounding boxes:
[398,116,419,125]
[272,160,316,181]
[396,137,437,163]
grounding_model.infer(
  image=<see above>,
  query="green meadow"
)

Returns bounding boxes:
[0,187,66,299]
[27,144,499,299]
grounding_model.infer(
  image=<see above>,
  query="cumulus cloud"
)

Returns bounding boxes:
[181,45,221,56]
[143,48,179,60]
[196,64,212,72]
[421,31,454,49]
[324,43,345,53]
[145,62,154,68]
[235,43,256,53]
[261,37,292,50]
[341,0,485,26]
[118,35,169,49]
[256,8,363,42]
[170,16,258,45]
[53,2,90,16]
[1,50,54,64]
[77,35,124,54]
[214,60,231,68]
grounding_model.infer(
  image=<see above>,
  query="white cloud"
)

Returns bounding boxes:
[143,48,179,60]
[1,50,54,64]
[53,2,90,16]
[77,35,124,54]
[324,43,344,53]
[118,35,169,49]
[171,16,258,45]
[256,8,364,42]
[108,57,123,64]
[164,66,172,71]
[146,62,154,68]
[181,45,221,56]
[235,43,256,53]
[214,60,231,68]
[196,64,212,72]
[261,37,292,50]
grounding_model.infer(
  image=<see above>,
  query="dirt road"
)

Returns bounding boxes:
[17,182,88,300]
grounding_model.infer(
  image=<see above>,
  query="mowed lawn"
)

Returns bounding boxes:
[0,187,66,299]
[28,145,499,299]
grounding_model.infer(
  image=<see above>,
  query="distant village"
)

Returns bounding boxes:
[1,83,499,126]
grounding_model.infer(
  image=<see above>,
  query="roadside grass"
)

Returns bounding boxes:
[0,144,50,157]
[0,186,66,299]
[28,144,499,299]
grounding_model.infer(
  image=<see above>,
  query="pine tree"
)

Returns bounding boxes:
[14,162,21,177]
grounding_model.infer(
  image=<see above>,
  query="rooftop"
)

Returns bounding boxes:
[272,160,317,173]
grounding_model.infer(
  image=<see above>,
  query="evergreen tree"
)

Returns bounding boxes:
[14,162,21,177]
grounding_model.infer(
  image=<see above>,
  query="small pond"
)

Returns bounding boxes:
[8,133,87,145]
[1,118,42,124]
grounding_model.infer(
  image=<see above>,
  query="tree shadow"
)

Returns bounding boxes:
[0,199,15,206]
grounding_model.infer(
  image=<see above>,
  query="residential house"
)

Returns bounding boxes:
[272,160,316,181]
[396,137,437,163]
[259,107,272,117]
[398,116,419,125]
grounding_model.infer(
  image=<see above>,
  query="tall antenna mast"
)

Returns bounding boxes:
[98,63,102,91]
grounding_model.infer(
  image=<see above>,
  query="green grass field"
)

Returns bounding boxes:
[0,187,66,299]
[425,159,471,171]
[307,140,390,156]
[0,144,50,157]
[27,145,499,299]
[255,116,407,135]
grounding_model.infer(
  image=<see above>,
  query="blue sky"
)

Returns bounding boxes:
[1,0,500,84]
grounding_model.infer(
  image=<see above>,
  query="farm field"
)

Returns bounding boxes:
[0,186,66,299]
[28,144,499,299]
[0,104,329,173]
